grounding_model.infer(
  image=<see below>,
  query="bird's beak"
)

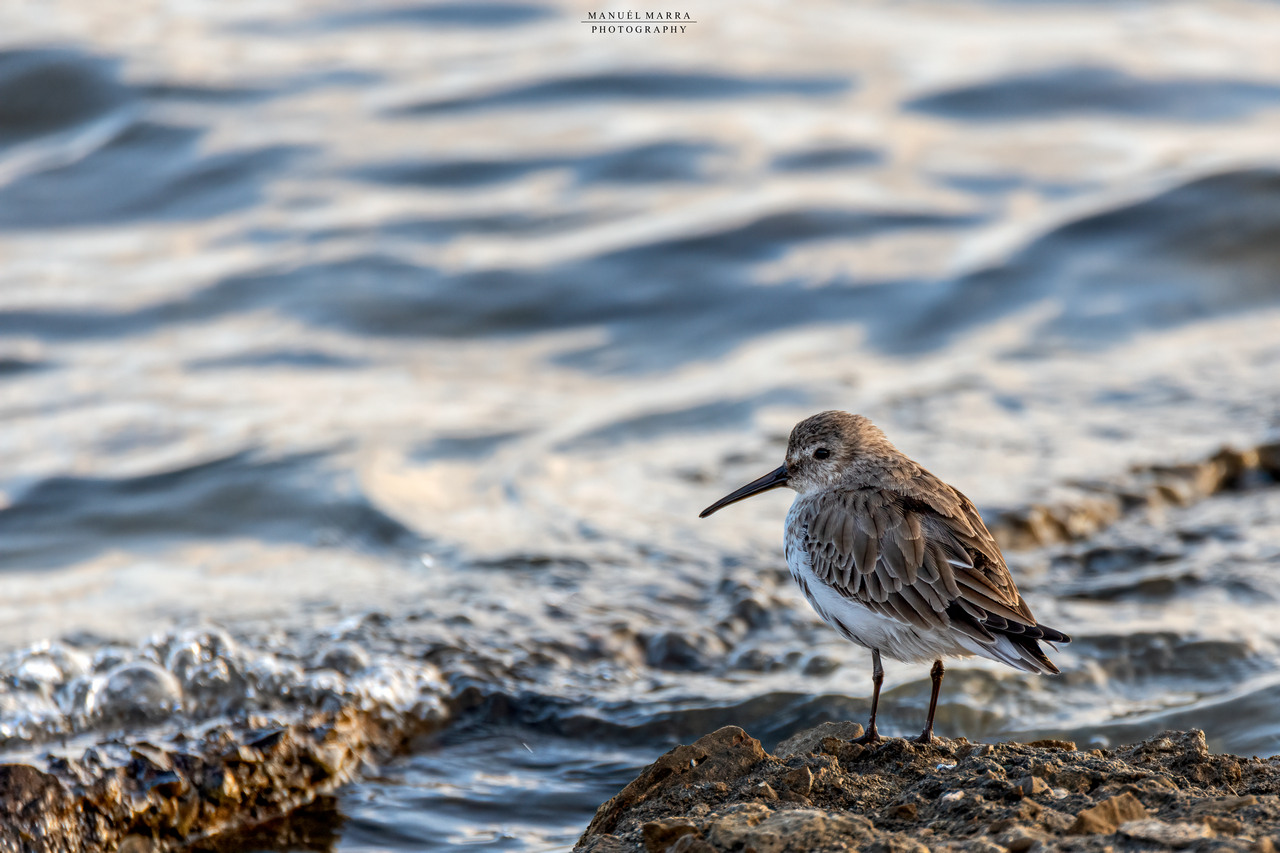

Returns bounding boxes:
[699,464,789,518]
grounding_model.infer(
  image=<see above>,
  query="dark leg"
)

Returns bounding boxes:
[853,649,884,744]
[913,659,945,744]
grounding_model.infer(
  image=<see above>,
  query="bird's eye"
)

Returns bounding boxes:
[814,448,830,460]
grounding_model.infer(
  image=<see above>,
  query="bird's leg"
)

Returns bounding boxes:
[852,649,884,744]
[913,659,945,744]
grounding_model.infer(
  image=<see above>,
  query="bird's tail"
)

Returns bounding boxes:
[957,619,1071,675]
[1006,621,1071,674]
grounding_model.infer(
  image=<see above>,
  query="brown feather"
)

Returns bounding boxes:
[862,569,885,602]
[838,512,856,555]
[854,527,878,576]
[879,533,907,581]
[896,584,946,627]
[912,576,949,613]
[902,511,925,569]
[927,541,962,598]
[884,594,931,630]
[870,502,892,541]
[836,548,855,587]
[954,577,1032,625]
[814,506,838,543]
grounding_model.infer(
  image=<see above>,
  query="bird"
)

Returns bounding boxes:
[699,410,1069,744]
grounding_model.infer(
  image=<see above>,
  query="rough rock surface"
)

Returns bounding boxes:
[576,725,1280,853]
[0,706,431,853]
[987,441,1280,549]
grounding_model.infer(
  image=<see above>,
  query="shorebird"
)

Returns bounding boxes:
[699,410,1069,744]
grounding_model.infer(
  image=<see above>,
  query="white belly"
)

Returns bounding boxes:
[784,500,974,665]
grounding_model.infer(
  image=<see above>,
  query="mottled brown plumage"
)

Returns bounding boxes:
[700,410,1069,743]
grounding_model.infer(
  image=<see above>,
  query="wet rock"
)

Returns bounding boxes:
[643,631,725,671]
[800,654,839,676]
[1258,441,1280,478]
[0,764,78,843]
[576,727,1280,852]
[0,704,444,851]
[988,440,1280,550]
[310,642,372,675]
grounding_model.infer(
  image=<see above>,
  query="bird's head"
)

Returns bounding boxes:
[699,410,891,517]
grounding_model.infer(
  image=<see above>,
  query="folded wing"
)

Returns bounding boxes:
[798,484,1069,674]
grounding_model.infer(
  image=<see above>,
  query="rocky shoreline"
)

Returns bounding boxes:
[0,706,431,853]
[576,725,1280,853]
[985,439,1280,550]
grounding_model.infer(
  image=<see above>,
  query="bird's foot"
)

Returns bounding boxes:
[911,729,936,745]
[852,725,881,745]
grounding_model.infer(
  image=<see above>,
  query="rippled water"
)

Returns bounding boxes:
[3,0,1280,848]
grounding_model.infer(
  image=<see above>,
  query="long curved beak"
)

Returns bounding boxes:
[699,464,789,518]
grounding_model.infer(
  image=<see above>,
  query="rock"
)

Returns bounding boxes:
[968,843,1006,853]
[995,824,1045,853]
[577,726,1280,852]
[1026,739,1077,751]
[1020,775,1051,797]
[1205,815,1242,835]
[0,764,78,840]
[752,781,778,801]
[1068,791,1149,834]
[890,802,917,821]
[582,727,766,838]
[781,765,812,798]
[1190,795,1258,815]
[704,806,881,853]
[801,655,839,676]
[644,632,725,671]
[773,721,863,757]
[0,704,442,851]
[580,836,635,853]
[988,440,1280,548]
[641,819,698,852]
[667,835,714,853]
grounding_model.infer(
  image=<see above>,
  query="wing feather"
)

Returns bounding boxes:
[879,533,907,581]
[795,478,1066,668]
[902,511,925,574]
[838,512,857,557]
[852,525,878,575]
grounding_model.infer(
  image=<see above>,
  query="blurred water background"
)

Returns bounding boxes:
[3,0,1280,849]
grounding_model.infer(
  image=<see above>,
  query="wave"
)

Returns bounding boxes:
[390,70,851,115]
[907,65,1280,122]
[0,451,422,571]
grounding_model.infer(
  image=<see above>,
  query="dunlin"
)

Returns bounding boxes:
[700,410,1069,744]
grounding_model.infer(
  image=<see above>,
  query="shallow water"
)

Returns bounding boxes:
[3,0,1280,848]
